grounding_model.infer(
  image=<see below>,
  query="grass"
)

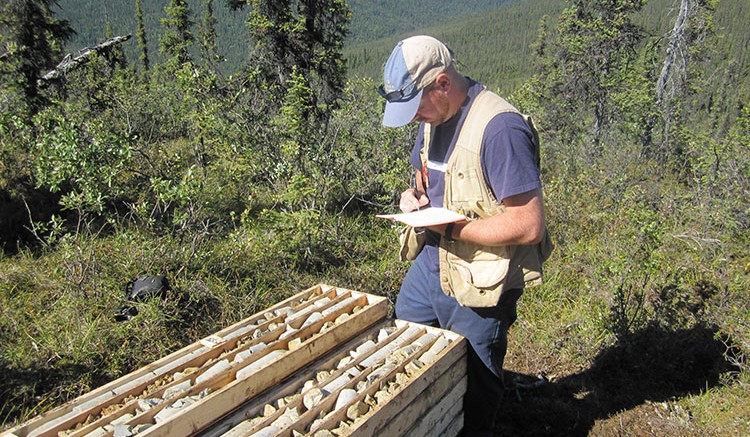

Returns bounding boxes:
[2,203,746,435]
[1,175,747,436]
[685,372,750,434]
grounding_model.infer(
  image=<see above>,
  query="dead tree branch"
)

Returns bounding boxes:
[39,34,132,83]
[657,0,691,107]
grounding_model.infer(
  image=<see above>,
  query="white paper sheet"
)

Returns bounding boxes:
[376,207,467,227]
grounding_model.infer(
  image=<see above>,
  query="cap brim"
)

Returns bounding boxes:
[382,88,423,128]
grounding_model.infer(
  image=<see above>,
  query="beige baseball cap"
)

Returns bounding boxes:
[379,35,454,127]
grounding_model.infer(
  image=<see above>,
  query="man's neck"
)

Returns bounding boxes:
[446,75,471,120]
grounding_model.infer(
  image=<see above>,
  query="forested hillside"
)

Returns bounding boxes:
[55,0,750,93]
[347,0,750,98]
[346,0,564,93]
[1,0,748,436]
[54,0,750,103]
[56,0,519,74]
[345,0,517,43]
[56,0,248,72]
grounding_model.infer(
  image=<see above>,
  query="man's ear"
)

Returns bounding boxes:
[434,72,450,92]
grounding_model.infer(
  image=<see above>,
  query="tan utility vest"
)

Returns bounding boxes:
[420,88,553,307]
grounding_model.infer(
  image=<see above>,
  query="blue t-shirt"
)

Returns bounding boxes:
[409,81,541,271]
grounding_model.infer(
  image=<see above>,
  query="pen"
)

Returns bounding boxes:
[410,171,421,211]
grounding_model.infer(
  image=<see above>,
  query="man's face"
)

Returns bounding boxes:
[413,81,451,126]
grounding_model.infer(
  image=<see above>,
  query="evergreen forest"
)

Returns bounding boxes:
[1,0,748,435]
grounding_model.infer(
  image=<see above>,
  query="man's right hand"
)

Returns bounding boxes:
[399,188,430,212]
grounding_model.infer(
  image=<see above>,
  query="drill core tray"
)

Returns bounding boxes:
[3,284,467,437]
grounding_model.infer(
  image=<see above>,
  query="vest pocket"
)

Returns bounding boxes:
[441,242,512,307]
[448,166,491,209]
[450,256,509,288]
[398,225,426,261]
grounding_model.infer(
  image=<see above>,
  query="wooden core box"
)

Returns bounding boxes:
[3,284,467,437]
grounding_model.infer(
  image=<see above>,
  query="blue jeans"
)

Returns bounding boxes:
[396,249,522,433]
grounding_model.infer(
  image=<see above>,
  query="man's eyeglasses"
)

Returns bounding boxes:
[378,77,418,102]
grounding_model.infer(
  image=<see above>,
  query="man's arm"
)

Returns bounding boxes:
[431,188,545,246]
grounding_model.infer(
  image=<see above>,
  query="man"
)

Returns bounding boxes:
[379,35,552,435]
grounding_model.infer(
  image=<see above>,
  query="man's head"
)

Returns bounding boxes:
[379,35,457,127]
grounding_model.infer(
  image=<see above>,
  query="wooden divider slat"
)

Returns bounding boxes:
[301,326,430,435]
[380,369,467,437]
[341,333,466,437]
[63,316,289,437]
[415,387,465,437]
[136,292,387,436]
[197,320,410,437]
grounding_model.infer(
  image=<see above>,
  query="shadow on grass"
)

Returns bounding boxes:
[0,362,111,430]
[496,323,739,436]
[0,291,223,431]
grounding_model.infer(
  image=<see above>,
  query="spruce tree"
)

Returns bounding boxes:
[103,21,127,71]
[0,0,75,115]
[200,0,221,70]
[530,0,646,152]
[160,0,195,70]
[229,0,351,112]
[135,0,150,72]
